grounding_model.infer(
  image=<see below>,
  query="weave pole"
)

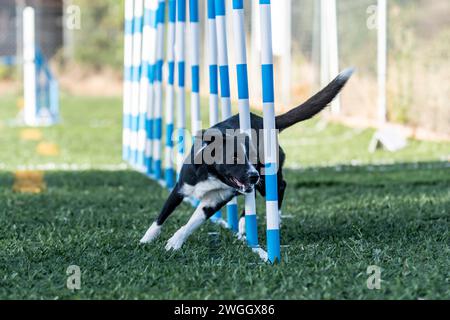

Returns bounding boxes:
[142,0,160,175]
[189,0,201,141]
[259,0,281,263]
[138,0,158,173]
[164,0,177,188]
[123,0,135,161]
[231,0,258,247]
[130,0,144,166]
[152,0,166,180]
[122,0,134,161]
[123,0,281,263]
[206,0,222,221]
[215,0,239,233]
[175,0,187,177]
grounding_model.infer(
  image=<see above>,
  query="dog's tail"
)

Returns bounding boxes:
[275,68,354,132]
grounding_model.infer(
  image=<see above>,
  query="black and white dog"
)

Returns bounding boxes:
[140,68,353,250]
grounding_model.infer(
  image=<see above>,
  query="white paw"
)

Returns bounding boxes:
[238,217,246,236]
[140,223,161,244]
[165,227,186,251]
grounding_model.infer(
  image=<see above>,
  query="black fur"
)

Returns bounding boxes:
[144,68,354,247]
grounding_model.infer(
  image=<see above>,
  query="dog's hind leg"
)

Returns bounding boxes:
[140,183,184,244]
[165,196,232,251]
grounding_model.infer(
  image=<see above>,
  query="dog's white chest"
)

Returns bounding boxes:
[181,177,234,206]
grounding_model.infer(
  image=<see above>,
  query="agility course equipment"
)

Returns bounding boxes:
[153,0,166,180]
[164,0,177,189]
[175,0,186,178]
[123,0,281,263]
[22,6,59,127]
[214,0,239,234]
[122,0,133,161]
[189,0,201,141]
[125,0,143,166]
[139,0,153,173]
[258,0,281,263]
[206,0,222,221]
[231,0,258,248]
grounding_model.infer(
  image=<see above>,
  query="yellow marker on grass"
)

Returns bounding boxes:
[20,128,43,141]
[13,171,46,194]
[36,142,59,156]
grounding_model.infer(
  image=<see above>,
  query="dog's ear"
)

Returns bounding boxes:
[191,128,221,171]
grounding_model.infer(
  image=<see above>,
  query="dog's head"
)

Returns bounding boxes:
[193,129,260,194]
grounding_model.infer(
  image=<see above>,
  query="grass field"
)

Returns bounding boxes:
[0,94,449,299]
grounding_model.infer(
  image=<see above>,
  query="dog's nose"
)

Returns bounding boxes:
[248,172,260,185]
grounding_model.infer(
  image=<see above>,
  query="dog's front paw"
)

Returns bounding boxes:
[140,222,162,244]
[165,227,186,251]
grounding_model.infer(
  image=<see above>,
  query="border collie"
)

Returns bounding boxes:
[140,68,353,250]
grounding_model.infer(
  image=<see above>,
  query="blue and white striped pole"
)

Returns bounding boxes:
[142,0,159,176]
[259,0,281,263]
[138,0,158,172]
[189,0,201,141]
[130,0,144,166]
[207,0,219,131]
[207,0,222,221]
[122,0,134,161]
[175,0,186,177]
[152,0,166,180]
[231,0,258,247]
[164,0,176,189]
[215,0,238,233]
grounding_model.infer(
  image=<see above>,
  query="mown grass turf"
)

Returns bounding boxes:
[0,164,448,299]
[0,93,449,299]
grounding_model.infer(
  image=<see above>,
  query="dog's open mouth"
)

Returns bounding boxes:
[229,177,252,194]
[231,177,245,188]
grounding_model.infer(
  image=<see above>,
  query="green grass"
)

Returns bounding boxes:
[0,94,449,299]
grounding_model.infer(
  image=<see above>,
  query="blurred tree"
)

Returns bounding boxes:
[72,0,124,70]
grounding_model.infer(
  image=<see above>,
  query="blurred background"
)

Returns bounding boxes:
[0,0,449,168]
